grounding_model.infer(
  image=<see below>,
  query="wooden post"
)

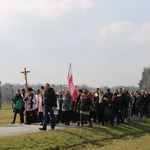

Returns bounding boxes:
[21,68,30,92]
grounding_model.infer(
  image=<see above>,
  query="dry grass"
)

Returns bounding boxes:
[99,134,150,150]
[0,105,19,124]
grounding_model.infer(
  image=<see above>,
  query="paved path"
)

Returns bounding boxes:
[0,123,77,137]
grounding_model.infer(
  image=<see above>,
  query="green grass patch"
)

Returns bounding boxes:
[99,134,150,150]
[0,109,19,124]
[1,103,13,109]
[0,117,150,150]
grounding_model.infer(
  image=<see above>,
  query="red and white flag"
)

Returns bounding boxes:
[67,63,76,100]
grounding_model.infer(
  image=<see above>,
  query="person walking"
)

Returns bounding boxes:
[77,90,92,127]
[37,86,45,125]
[62,89,73,125]
[95,90,108,126]
[23,87,35,125]
[39,83,57,130]
[11,89,24,124]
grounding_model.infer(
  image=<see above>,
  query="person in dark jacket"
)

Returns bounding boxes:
[77,90,92,127]
[131,92,137,117]
[39,83,57,130]
[91,90,98,123]
[11,89,24,124]
[75,89,83,126]
[147,92,150,117]
[139,90,147,118]
[135,92,141,117]
[110,92,120,125]
[95,89,108,126]
[105,89,113,105]
[118,88,128,123]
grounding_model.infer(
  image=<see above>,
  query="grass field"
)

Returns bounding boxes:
[100,134,150,150]
[0,108,150,150]
[0,105,19,124]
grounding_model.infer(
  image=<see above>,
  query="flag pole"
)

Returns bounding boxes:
[68,63,71,79]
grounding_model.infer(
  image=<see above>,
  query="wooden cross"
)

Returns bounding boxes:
[21,68,30,92]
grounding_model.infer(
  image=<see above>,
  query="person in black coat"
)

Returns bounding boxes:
[91,91,98,123]
[39,83,57,130]
[77,90,92,127]
[75,89,83,126]
[144,91,150,117]
[95,90,108,126]
[11,89,24,124]
[118,88,128,123]
[139,90,147,118]
[110,92,120,125]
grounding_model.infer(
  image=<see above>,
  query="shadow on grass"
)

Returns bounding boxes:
[60,128,105,148]
[58,118,150,150]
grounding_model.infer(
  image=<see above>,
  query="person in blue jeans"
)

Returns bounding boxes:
[39,83,57,130]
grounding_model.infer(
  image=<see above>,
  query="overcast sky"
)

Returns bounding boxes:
[0,0,150,88]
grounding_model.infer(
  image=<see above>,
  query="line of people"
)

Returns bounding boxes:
[11,85,150,130]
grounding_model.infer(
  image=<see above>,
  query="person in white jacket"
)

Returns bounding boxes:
[54,96,60,125]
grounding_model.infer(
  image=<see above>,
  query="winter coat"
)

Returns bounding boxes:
[110,96,120,111]
[78,96,92,112]
[139,95,147,106]
[44,88,57,107]
[95,94,108,111]
[118,93,128,110]
[13,94,23,111]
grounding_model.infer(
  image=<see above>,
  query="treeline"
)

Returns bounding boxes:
[1,83,139,104]
[1,66,150,104]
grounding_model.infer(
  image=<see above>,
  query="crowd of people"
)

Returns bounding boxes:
[11,83,150,130]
